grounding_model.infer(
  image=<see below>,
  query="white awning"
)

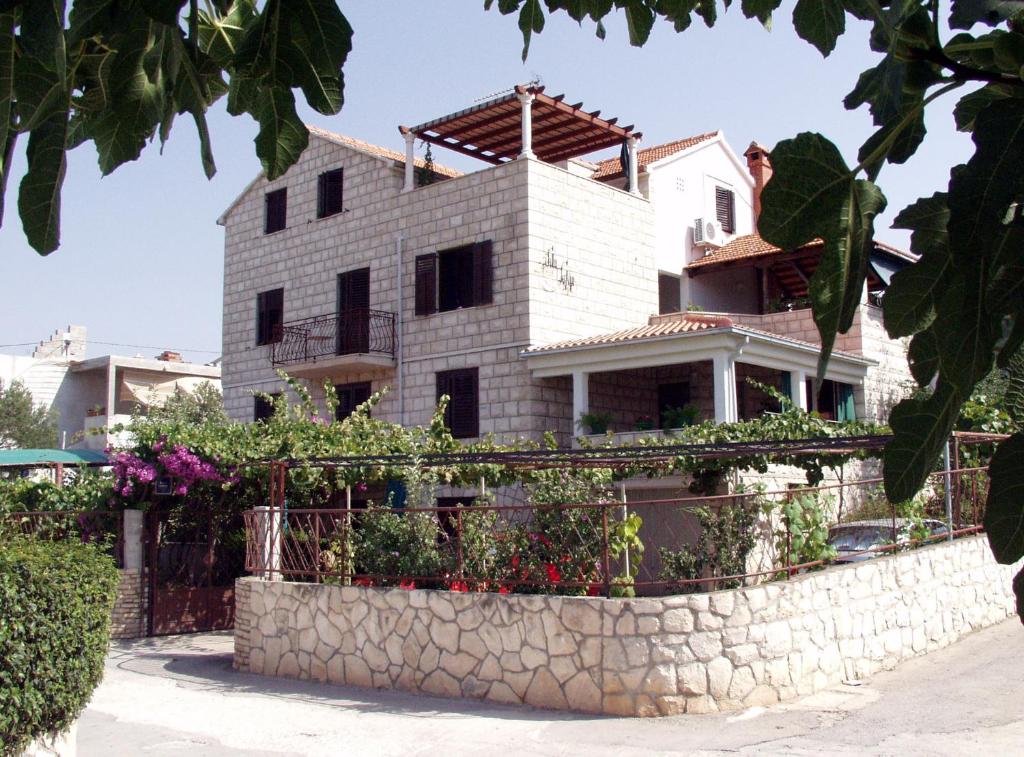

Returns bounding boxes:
[119,375,217,407]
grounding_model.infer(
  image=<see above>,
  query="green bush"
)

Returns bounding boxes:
[0,539,118,755]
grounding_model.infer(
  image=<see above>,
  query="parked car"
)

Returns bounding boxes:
[828,518,949,563]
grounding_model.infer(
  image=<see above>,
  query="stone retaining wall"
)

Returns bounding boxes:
[234,535,1021,716]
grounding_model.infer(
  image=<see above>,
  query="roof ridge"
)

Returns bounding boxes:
[306,125,462,178]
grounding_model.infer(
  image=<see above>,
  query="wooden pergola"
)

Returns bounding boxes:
[399,84,643,193]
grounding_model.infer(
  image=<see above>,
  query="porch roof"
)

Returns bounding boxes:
[523,314,874,384]
[402,85,640,165]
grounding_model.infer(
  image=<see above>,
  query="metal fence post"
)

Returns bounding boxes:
[601,505,611,598]
[943,440,954,540]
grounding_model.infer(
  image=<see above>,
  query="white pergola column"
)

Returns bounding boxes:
[790,369,808,411]
[518,92,536,160]
[402,130,416,192]
[713,354,738,424]
[572,370,590,444]
[627,136,640,195]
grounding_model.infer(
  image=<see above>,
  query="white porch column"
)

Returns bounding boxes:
[790,369,808,411]
[627,136,640,195]
[402,130,416,192]
[518,92,536,160]
[122,509,144,571]
[713,354,738,424]
[254,505,282,581]
[572,370,590,443]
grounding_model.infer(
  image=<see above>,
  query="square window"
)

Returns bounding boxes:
[256,288,284,345]
[436,368,479,439]
[264,188,287,234]
[317,168,344,219]
[658,273,681,315]
[415,241,493,315]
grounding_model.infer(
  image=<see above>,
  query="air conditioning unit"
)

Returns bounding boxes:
[693,217,724,249]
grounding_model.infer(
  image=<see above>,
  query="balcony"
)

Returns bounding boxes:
[271,310,397,378]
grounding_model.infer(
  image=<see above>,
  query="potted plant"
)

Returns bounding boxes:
[86,404,105,418]
[577,411,612,435]
[634,414,655,431]
[661,404,699,429]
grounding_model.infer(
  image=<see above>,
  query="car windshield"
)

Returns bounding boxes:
[828,526,894,552]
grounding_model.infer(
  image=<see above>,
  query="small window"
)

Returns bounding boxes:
[335,381,372,421]
[715,186,735,233]
[415,241,493,315]
[317,168,344,219]
[256,288,284,345]
[658,273,681,315]
[254,393,280,422]
[265,188,287,233]
[436,368,479,439]
[806,379,856,421]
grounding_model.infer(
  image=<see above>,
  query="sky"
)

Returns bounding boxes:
[0,3,975,364]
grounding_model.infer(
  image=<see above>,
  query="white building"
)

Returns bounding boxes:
[218,85,913,446]
[0,326,222,450]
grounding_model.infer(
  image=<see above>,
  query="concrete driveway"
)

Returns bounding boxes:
[80,619,1024,756]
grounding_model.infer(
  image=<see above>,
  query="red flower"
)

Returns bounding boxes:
[587,584,602,597]
[449,580,468,593]
[399,579,416,591]
[511,555,520,569]
[545,563,561,583]
[354,577,374,587]
[498,586,510,595]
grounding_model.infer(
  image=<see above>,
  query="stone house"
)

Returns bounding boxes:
[218,84,913,447]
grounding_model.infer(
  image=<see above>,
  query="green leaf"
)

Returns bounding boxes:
[983,432,1024,563]
[624,0,655,45]
[759,132,884,380]
[883,193,950,337]
[953,87,1005,132]
[280,0,351,114]
[907,327,939,386]
[933,264,1000,396]
[519,0,545,60]
[741,0,782,27]
[0,10,13,225]
[199,0,257,68]
[884,381,962,503]
[844,55,906,126]
[1014,568,1024,622]
[17,110,69,254]
[138,0,187,26]
[986,222,1024,311]
[67,0,116,45]
[792,0,845,56]
[1004,349,1024,424]
[950,0,1024,30]
[253,87,307,180]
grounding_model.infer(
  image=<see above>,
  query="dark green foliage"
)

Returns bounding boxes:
[0,379,57,448]
[0,539,118,755]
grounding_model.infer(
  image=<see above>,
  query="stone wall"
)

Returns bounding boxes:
[110,569,147,639]
[235,535,1021,716]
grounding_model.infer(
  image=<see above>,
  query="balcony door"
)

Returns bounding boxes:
[337,268,370,354]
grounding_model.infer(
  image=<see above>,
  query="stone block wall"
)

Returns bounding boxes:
[235,535,1020,717]
[110,569,147,639]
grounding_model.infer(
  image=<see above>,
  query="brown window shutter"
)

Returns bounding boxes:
[436,368,478,438]
[472,240,493,305]
[415,253,437,315]
[715,187,735,233]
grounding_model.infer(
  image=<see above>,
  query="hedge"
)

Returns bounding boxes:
[0,539,118,755]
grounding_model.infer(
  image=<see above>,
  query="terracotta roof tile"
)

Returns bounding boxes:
[593,132,720,179]
[307,125,462,179]
[687,234,821,269]
[525,314,733,353]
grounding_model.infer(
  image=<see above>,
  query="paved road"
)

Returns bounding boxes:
[80,619,1024,756]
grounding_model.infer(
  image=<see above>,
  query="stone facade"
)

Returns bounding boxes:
[235,535,1020,717]
[110,569,147,640]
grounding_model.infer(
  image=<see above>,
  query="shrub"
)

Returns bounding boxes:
[0,539,118,755]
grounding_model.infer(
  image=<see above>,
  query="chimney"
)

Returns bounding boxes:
[157,350,183,363]
[744,142,773,222]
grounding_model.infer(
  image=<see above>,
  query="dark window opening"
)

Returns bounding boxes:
[337,268,371,354]
[415,241,493,315]
[436,368,479,439]
[317,168,344,218]
[657,382,691,428]
[256,288,284,345]
[658,273,681,314]
[254,393,281,422]
[264,188,287,233]
[805,379,856,421]
[715,186,735,233]
[436,495,478,545]
[335,381,372,421]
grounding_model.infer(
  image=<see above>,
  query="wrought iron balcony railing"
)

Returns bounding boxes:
[271,309,396,367]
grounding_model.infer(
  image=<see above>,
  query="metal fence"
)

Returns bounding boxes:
[243,466,989,596]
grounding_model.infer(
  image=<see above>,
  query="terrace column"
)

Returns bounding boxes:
[790,369,808,411]
[254,505,282,581]
[572,370,589,445]
[713,354,738,423]
[627,136,640,195]
[402,130,416,192]
[518,92,536,160]
[122,509,143,571]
